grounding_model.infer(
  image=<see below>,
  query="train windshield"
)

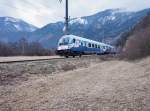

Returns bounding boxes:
[59,38,75,46]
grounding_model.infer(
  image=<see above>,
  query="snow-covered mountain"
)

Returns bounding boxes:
[69,18,88,25]
[0,17,37,32]
[0,8,150,48]
[30,8,150,48]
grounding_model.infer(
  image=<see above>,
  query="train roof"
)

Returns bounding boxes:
[61,35,113,47]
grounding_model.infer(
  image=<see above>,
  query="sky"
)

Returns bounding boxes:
[0,0,150,28]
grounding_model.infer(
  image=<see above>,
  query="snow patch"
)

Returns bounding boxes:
[5,17,21,23]
[108,16,116,21]
[70,18,88,25]
[14,24,22,31]
[99,15,116,24]
[28,25,37,32]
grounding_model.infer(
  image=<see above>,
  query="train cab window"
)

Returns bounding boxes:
[59,38,76,45]
[88,43,91,47]
[60,38,69,45]
[98,45,100,48]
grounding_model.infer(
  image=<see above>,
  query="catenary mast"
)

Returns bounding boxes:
[65,0,69,35]
[59,0,69,35]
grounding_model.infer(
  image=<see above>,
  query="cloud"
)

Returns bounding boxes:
[0,0,150,27]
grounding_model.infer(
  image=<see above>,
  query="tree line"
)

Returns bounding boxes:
[0,38,55,56]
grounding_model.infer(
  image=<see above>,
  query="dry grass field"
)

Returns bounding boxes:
[0,56,150,111]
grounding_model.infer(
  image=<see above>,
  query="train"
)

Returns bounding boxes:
[56,35,116,57]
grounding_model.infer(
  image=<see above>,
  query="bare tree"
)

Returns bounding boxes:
[0,38,53,56]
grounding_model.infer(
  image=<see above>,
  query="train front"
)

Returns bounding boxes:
[56,35,75,57]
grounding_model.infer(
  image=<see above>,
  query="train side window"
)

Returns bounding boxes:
[88,43,91,48]
[92,44,95,48]
[81,41,83,46]
[102,46,104,49]
[95,44,97,48]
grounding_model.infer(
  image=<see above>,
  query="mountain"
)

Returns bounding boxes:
[0,17,38,42]
[30,8,150,48]
[0,17,37,32]
[0,8,150,48]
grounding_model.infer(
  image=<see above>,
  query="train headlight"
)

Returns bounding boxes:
[68,44,74,48]
[57,46,69,50]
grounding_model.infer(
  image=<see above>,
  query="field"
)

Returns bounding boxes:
[0,56,150,111]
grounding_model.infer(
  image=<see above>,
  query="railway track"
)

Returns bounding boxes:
[0,55,102,64]
[0,56,64,64]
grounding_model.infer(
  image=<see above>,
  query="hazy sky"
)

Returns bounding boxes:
[0,0,150,27]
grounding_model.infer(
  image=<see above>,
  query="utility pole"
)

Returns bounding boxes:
[59,0,69,35]
[65,0,69,35]
[102,29,105,43]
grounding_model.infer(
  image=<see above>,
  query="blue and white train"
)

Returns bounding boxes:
[56,35,116,57]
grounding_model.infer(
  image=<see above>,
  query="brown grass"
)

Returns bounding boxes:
[0,56,98,86]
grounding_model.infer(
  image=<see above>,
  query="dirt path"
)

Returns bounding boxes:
[0,57,150,111]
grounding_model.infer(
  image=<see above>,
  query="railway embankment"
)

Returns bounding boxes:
[0,56,150,111]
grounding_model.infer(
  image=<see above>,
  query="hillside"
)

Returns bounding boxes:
[0,56,150,110]
[0,17,38,42]
[118,14,150,59]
